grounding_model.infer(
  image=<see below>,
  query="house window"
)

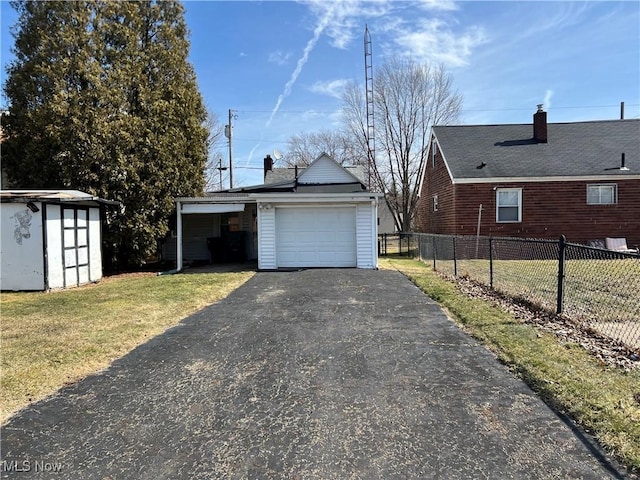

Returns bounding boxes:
[496,188,522,222]
[433,195,439,212]
[587,184,617,205]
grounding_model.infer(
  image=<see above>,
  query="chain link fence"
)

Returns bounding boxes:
[380,233,640,351]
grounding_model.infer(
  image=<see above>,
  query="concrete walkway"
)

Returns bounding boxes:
[0,269,627,479]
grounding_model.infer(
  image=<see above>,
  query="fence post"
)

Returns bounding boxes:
[489,237,494,289]
[556,235,566,314]
[453,236,457,277]
[432,235,437,271]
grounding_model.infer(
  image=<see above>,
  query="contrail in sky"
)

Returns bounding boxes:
[266,6,335,128]
[247,143,259,164]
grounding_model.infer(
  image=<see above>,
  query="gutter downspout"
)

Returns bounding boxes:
[372,197,379,269]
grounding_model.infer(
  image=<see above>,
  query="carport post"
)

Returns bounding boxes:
[176,201,183,271]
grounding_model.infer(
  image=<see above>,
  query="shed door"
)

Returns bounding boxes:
[63,207,90,287]
[275,206,356,268]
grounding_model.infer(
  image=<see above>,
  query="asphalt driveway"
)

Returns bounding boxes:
[0,269,626,479]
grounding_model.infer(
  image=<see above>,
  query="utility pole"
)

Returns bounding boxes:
[225,109,237,189]
[216,158,227,191]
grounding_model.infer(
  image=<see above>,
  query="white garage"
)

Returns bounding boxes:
[174,154,381,271]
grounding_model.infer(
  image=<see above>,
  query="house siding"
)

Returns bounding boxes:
[257,206,277,269]
[356,202,377,269]
[183,214,218,263]
[452,180,640,246]
[298,156,356,184]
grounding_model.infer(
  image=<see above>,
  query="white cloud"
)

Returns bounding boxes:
[301,109,325,120]
[309,79,349,99]
[268,51,292,66]
[393,19,487,67]
[416,0,458,12]
[543,89,554,110]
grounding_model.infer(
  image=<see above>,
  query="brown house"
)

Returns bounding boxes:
[415,107,640,248]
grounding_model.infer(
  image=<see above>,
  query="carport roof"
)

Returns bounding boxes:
[176,194,255,203]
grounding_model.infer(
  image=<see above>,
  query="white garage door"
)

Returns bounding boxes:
[276,206,357,267]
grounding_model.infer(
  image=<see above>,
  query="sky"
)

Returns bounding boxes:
[1,0,639,187]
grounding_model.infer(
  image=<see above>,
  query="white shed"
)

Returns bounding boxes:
[0,190,118,291]
[172,154,382,270]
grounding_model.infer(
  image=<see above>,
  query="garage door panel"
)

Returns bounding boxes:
[276,207,356,268]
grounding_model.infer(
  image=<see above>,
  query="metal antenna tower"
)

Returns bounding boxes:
[364,25,375,191]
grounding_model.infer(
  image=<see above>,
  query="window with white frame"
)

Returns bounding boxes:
[433,195,439,212]
[496,188,522,222]
[587,184,617,205]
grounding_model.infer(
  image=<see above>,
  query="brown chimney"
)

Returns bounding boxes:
[533,104,547,143]
[263,154,273,180]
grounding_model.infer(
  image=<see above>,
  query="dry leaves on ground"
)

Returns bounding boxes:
[450,274,640,372]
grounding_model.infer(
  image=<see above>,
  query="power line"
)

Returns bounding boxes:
[237,109,338,114]
[232,137,289,143]
[462,104,640,112]
[232,104,640,115]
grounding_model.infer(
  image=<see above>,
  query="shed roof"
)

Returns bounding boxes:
[433,119,640,181]
[0,190,120,206]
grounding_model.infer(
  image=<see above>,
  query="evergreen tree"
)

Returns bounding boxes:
[2,0,208,268]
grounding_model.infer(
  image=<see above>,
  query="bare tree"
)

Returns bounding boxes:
[342,59,462,231]
[283,129,360,167]
[204,110,228,191]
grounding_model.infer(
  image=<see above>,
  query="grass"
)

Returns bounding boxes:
[381,256,640,474]
[424,257,640,343]
[0,270,254,423]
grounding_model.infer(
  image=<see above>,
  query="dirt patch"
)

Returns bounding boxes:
[102,271,157,281]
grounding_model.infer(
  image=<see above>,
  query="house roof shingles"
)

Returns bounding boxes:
[434,119,640,181]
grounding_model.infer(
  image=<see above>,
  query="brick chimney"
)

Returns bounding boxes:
[263,154,273,180]
[533,104,547,143]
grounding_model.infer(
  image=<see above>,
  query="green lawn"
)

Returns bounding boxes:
[420,257,640,347]
[382,257,640,474]
[0,271,254,423]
